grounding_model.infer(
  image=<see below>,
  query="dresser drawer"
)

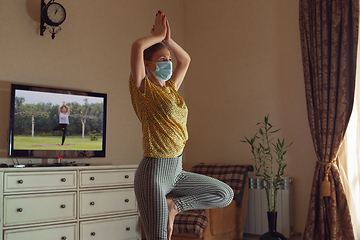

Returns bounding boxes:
[80,188,137,218]
[4,223,77,240]
[4,171,77,192]
[4,192,76,226]
[80,169,135,188]
[80,216,139,240]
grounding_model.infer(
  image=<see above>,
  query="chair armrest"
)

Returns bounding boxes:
[208,176,249,236]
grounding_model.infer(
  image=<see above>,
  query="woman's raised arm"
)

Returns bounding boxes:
[130,12,167,90]
[162,16,191,91]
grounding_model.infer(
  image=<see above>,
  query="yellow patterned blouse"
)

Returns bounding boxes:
[129,75,188,158]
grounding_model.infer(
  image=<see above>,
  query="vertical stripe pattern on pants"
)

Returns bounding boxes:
[134,155,234,240]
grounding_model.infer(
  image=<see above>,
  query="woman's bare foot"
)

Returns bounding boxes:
[166,198,178,240]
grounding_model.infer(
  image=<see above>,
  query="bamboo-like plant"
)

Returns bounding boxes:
[241,114,293,212]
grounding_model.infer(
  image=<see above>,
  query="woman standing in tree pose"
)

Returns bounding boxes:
[129,11,234,240]
[52,101,70,145]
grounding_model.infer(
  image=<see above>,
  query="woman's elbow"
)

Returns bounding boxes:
[184,56,191,68]
[179,55,191,67]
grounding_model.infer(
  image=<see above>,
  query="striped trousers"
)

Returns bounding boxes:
[134,155,234,240]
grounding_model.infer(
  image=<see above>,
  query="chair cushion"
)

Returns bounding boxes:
[173,210,208,237]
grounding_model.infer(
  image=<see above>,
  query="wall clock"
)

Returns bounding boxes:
[40,0,66,39]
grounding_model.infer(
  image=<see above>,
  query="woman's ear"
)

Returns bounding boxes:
[144,60,150,69]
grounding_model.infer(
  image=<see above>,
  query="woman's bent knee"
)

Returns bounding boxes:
[219,182,234,208]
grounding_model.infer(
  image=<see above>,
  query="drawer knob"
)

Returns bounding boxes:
[61,204,66,208]
[91,232,96,236]
[61,237,67,240]
[61,178,66,182]
[90,201,95,206]
[90,177,95,181]
[126,227,131,231]
[125,199,129,203]
[17,180,23,184]
[17,208,23,212]
[125,175,129,179]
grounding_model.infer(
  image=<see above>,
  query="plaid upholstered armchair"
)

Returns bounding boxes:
[172,163,252,240]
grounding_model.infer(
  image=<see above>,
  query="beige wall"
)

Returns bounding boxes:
[0,0,316,237]
[183,0,316,236]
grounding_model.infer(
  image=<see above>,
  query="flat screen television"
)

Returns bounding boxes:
[8,84,107,159]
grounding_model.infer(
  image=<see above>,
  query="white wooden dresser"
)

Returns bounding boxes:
[0,165,140,240]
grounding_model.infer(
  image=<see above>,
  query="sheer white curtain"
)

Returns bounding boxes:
[338,36,360,240]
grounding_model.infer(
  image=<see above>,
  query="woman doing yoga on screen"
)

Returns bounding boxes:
[52,101,70,145]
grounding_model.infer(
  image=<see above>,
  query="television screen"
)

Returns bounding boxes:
[9,84,107,159]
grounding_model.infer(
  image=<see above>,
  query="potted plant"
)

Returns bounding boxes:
[241,114,292,239]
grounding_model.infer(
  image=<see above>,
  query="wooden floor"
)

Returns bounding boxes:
[242,234,261,240]
[242,233,302,240]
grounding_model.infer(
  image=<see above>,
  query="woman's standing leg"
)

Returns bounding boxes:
[52,124,67,145]
[134,156,183,240]
[61,124,67,145]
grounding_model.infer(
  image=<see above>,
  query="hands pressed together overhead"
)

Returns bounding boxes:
[130,10,190,91]
[151,11,171,42]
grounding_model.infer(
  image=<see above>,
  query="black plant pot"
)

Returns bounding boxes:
[259,212,287,240]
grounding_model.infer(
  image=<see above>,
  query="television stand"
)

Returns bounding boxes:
[24,162,90,167]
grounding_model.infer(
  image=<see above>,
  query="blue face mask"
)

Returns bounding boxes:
[150,61,173,82]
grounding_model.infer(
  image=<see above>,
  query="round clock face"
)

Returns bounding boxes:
[43,2,66,26]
